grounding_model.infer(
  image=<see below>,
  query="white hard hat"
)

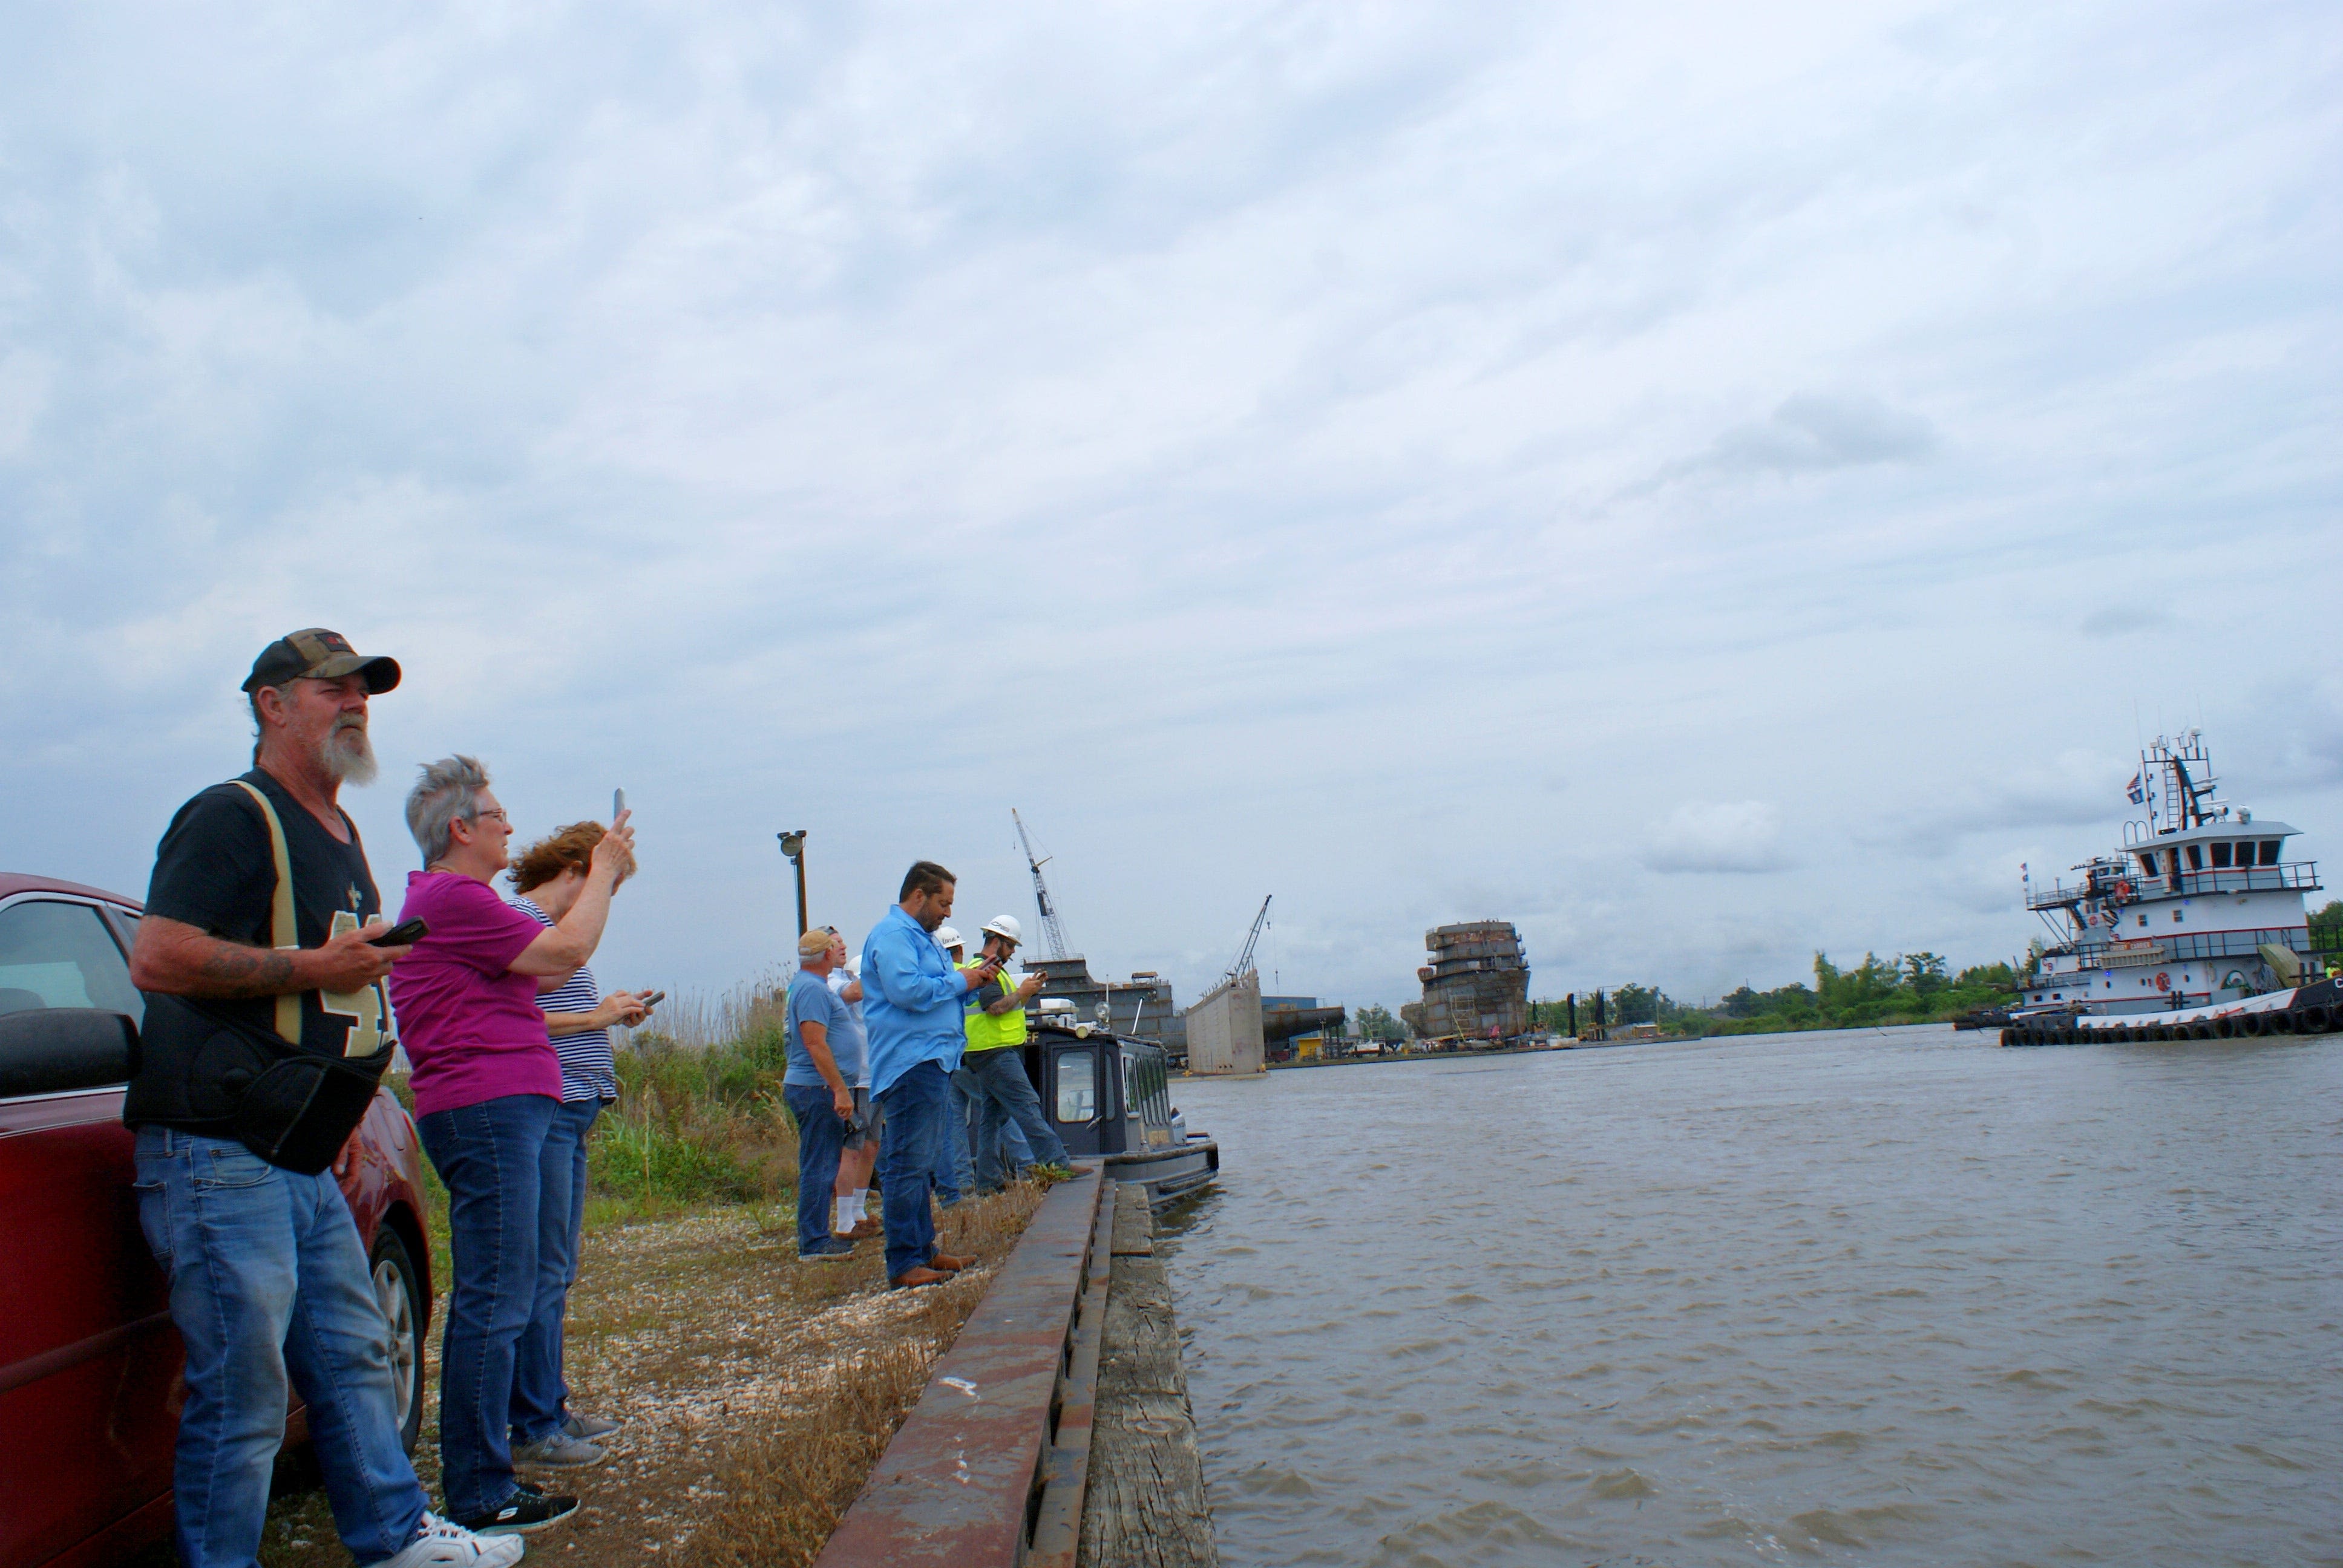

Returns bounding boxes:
[936,926,964,951]
[982,915,1023,944]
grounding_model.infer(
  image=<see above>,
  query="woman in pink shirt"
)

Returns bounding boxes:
[388,756,634,1538]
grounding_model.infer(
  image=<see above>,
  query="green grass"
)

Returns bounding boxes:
[386,990,807,1245]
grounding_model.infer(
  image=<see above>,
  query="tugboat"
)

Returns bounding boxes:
[2004,731,2339,1045]
[1014,1000,1219,1205]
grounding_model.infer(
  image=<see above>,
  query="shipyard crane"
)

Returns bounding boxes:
[1223,895,1272,986]
[1011,809,1072,959]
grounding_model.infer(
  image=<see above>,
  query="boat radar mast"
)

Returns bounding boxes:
[1012,808,1072,960]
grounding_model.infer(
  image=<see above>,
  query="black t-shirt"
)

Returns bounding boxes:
[123,768,392,1130]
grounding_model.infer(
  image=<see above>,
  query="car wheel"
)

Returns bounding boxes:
[370,1226,425,1455]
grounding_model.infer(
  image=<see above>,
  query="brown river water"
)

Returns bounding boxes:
[1156,1025,2339,1567]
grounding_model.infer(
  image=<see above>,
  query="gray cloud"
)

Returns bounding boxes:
[2080,606,2174,638]
[1643,802,1794,875]
[1637,393,1938,493]
[0,1,2335,1011]
[1861,750,2134,859]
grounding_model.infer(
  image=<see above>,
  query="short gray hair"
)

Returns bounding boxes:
[407,755,491,866]
[246,681,298,763]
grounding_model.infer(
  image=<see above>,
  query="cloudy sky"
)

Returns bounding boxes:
[3,2,2336,1013]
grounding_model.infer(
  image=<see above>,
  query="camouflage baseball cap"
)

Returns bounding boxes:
[242,628,402,694]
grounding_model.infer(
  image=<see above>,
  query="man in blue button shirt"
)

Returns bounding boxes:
[783,927,860,1264]
[862,861,1006,1287]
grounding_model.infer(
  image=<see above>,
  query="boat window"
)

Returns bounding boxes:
[2210,842,2232,868]
[2259,840,2280,866]
[2137,915,2148,927]
[2137,852,2158,877]
[2185,844,2203,871]
[1054,1050,1098,1123]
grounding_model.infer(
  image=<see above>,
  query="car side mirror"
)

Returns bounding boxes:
[0,1008,139,1097]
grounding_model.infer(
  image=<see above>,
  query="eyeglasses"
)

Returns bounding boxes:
[470,808,511,826]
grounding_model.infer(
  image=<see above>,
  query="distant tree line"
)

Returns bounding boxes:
[1531,950,2022,1038]
[2311,899,2342,955]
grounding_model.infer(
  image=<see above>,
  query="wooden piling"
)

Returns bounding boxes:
[1077,1183,1219,1568]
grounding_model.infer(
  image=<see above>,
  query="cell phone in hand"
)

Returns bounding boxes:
[613,788,625,820]
[640,990,665,1008]
[367,918,427,947]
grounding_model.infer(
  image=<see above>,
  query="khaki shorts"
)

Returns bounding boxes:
[842,1086,885,1151]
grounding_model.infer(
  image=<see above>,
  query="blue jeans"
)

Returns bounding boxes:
[511,1096,602,1443]
[783,1082,849,1255]
[961,1045,1069,1188]
[877,1060,949,1279]
[929,1068,974,1204]
[416,1093,556,1519]
[132,1128,427,1568]
[950,1066,1031,1180]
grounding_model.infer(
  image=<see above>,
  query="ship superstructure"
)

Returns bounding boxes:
[1401,921,1531,1042]
[2007,732,2338,1044]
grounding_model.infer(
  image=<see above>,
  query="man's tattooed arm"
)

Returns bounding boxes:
[130,915,301,999]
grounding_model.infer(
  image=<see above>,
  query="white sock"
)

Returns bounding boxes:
[837,1193,860,1230]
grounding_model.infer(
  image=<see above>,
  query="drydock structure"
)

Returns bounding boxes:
[1401,921,1532,1042]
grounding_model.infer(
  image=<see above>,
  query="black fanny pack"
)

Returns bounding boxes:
[165,998,393,1174]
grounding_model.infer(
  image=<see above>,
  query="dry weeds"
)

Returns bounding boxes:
[255,1184,1046,1568]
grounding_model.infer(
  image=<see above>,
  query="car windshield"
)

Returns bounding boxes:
[0,899,142,1021]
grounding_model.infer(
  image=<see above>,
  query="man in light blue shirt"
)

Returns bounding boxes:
[862,861,1004,1287]
[783,929,858,1263]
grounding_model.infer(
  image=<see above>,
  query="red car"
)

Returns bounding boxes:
[0,872,434,1568]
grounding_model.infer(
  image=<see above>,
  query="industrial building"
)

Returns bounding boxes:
[1026,955,1188,1063]
[1400,921,1531,1042]
[1262,994,1348,1062]
[1186,970,1265,1074]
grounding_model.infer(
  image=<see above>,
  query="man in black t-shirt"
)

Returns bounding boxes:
[123,630,525,1568]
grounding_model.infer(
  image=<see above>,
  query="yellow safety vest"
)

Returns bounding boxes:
[963,966,1028,1053]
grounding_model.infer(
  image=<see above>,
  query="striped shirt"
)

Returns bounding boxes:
[513,895,617,1103]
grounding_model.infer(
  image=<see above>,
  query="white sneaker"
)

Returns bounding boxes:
[367,1511,527,1567]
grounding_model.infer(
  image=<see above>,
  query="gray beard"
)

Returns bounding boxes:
[322,725,379,786]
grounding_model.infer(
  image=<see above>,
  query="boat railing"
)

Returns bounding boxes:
[2165,863,2321,898]
[2157,927,2313,964]
[2026,861,2319,910]
[2059,926,2313,969]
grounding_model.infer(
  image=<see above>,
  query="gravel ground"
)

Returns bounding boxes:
[255,1186,1043,1567]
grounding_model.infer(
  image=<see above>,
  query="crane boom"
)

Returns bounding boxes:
[1225,894,1271,984]
[1012,809,1072,959]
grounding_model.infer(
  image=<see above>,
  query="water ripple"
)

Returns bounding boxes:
[1159,1026,2342,1566]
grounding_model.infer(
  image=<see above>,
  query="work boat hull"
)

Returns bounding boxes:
[2001,978,2341,1046]
[1103,1136,1220,1208]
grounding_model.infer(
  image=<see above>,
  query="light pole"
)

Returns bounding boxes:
[776,830,808,937]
